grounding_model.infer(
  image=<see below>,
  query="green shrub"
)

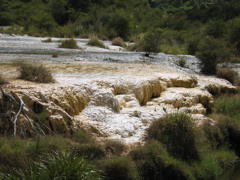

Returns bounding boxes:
[18,63,55,83]
[197,37,234,75]
[227,17,240,53]
[130,142,194,180]
[108,12,131,39]
[211,114,240,156]
[0,75,8,85]
[186,36,200,55]
[87,36,106,48]
[205,20,225,38]
[177,57,187,67]
[137,29,163,56]
[102,156,140,180]
[3,151,103,180]
[112,37,126,47]
[192,150,237,180]
[216,68,239,85]
[59,38,79,49]
[104,140,128,156]
[147,113,199,161]
[42,38,52,43]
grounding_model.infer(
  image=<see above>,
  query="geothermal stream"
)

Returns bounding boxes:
[0,34,238,144]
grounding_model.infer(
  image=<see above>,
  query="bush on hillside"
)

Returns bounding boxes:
[137,29,163,56]
[59,39,79,49]
[147,113,199,161]
[197,37,234,75]
[216,68,239,85]
[18,63,54,83]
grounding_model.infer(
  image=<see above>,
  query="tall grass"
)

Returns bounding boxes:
[3,151,103,180]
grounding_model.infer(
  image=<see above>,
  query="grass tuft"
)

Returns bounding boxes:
[59,39,79,49]
[17,62,55,83]
[147,113,199,161]
[87,36,106,48]
[112,37,125,47]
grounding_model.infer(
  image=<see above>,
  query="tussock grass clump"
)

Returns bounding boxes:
[42,38,52,43]
[0,75,8,85]
[216,68,239,85]
[147,113,199,161]
[112,37,125,47]
[59,38,79,49]
[87,36,106,48]
[18,62,54,83]
[130,142,194,180]
[3,151,102,180]
[102,156,140,180]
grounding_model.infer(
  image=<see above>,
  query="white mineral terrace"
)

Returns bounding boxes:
[0,34,237,144]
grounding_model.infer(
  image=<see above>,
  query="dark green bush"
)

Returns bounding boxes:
[102,156,140,180]
[197,37,234,75]
[205,20,225,38]
[137,29,163,56]
[87,36,106,48]
[192,150,237,180]
[108,12,131,39]
[147,113,199,161]
[59,38,79,49]
[216,68,239,85]
[130,142,194,180]
[18,63,55,83]
[186,36,200,55]
[211,114,240,156]
[202,121,225,150]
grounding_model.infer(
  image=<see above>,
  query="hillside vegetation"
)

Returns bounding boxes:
[1,0,240,74]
